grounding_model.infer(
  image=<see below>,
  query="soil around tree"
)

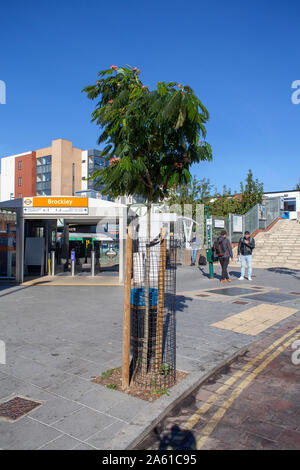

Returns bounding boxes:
[92,367,188,402]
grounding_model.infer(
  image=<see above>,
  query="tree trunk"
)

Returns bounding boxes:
[141,200,151,375]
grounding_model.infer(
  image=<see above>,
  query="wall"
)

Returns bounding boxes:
[0,155,15,201]
[264,190,300,219]
[37,139,82,196]
[81,150,88,190]
[14,152,36,199]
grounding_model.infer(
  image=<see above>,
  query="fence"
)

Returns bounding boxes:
[227,197,282,243]
[130,236,177,389]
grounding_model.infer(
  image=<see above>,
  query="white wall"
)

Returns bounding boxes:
[264,191,300,219]
[81,150,88,190]
[0,156,15,201]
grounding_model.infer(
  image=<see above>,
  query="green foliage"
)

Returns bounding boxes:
[101,368,115,379]
[106,384,117,390]
[82,65,212,203]
[295,180,300,190]
[239,169,264,213]
[161,363,170,378]
[170,170,264,217]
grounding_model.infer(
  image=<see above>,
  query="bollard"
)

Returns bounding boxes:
[91,250,95,276]
[51,250,55,277]
[71,250,75,276]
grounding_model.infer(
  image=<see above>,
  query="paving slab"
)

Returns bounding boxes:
[0,266,300,449]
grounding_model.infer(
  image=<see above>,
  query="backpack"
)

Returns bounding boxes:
[213,237,225,257]
[198,254,207,266]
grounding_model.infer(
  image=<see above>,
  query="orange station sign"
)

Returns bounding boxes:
[24,197,88,207]
[23,197,89,214]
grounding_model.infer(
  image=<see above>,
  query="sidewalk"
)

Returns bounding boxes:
[0,265,299,449]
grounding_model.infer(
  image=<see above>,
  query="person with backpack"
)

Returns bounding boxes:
[237,230,255,281]
[213,230,233,283]
[190,232,201,266]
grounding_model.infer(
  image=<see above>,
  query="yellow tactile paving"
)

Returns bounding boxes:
[211,303,298,336]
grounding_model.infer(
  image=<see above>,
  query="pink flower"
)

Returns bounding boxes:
[109,157,120,165]
[108,100,113,104]
[110,65,118,70]
[96,81,100,84]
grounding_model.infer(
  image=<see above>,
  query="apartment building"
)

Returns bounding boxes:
[0,139,109,201]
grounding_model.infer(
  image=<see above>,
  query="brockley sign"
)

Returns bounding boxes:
[23,197,88,207]
[23,197,89,215]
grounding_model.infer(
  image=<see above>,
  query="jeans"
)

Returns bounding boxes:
[219,256,229,280]
[241,255,252,278]
[191,249,198,264]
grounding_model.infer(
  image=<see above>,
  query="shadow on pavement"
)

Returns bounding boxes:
[267,267,300,280]
[155,424,196,450]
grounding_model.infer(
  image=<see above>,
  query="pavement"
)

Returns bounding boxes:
[0,263,299,450]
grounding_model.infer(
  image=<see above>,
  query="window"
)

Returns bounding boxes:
[18,161,22,170]
[18,177,22,187]
[18,193,22,198]
[284,198,296,212]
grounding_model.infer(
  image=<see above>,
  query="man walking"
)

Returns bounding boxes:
[190,232,200,266]
[214,230,233,283]
[238,230,255,280]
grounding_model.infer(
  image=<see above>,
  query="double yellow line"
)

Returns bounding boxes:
[180,324,300,449]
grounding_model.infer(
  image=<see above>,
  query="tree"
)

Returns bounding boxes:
[168,177,214,219]
[239,169,264,213]
[209,186,241,216]
[295,181,300,190]
[83,65,212,377]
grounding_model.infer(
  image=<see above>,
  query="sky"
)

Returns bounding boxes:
[0,0,300,193]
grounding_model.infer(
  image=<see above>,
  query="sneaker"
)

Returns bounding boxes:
[220,279,227,283]
[238,277,245,280]
[248,277,252,281]
[226,278,231,282]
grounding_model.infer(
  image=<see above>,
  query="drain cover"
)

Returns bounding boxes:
[232,301,249,305]
[0,396,42,421]
[289,292,300,295]
[196,294,210,297]
[206,287,260,296]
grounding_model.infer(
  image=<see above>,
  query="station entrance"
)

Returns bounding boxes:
[0,196,127,285]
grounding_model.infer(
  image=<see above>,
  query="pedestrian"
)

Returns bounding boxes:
[237,230,255,280]
[213,230,233,283]
[190,232,200,266]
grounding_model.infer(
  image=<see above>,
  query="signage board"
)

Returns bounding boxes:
[233,215,243,232]
[23,197,88,207]
[23,207,88,214]
[214,219,225,228]
[23,197,88,215]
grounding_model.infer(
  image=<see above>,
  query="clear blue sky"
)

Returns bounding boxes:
[1,0,299,193]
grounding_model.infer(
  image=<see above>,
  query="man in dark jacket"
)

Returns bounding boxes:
[237,231,255,281]
[215,230,233,283]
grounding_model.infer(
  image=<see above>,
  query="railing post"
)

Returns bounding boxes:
[51,250,55,277]
[91,250,95,276]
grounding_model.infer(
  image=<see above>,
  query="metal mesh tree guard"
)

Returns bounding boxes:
[130,234,177,390]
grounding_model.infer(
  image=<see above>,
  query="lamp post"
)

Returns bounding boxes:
[205,206,214,279]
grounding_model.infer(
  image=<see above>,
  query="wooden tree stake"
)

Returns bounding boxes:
[155,228,167,371]
[122,226,133,389]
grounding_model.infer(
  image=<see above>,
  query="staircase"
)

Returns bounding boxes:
[232,219,300,269]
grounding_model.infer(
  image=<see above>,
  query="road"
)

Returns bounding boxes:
[144,318,300,450]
